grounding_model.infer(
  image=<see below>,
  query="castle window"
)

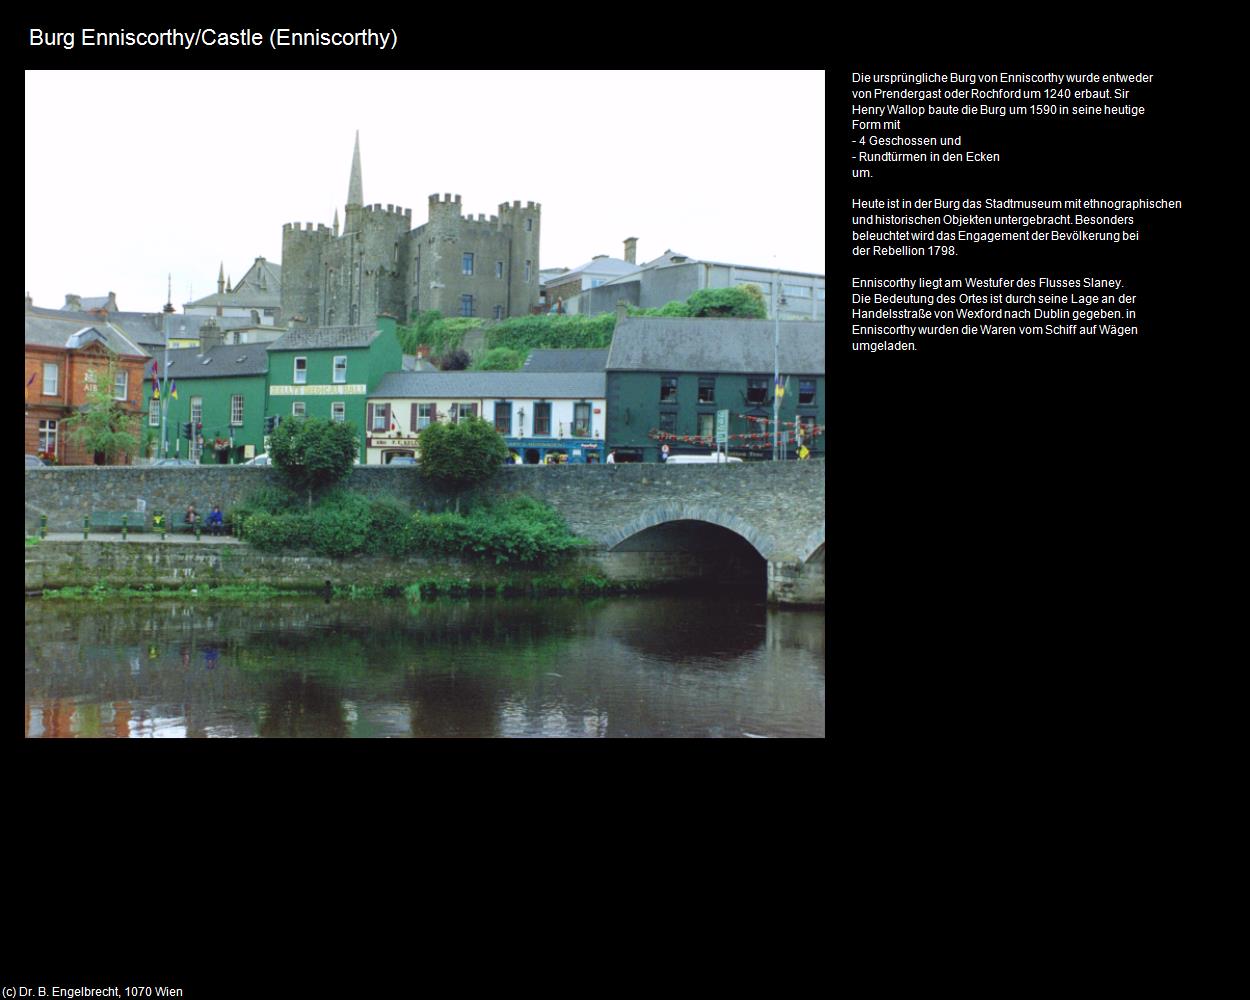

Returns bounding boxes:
[462,253,474,276]
[294,357,307,384]
[524,260,532,283]
[333,356,347,384]
[495,261,504,279]
[460,295,475,317]
[231,395,244,426]
[331,402,345,422]
[43,363,59,396]
[525,218,533,232]
[494,306,504,320]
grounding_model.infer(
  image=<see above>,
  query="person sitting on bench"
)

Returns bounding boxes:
[206,505,224,537]
[184,504,198,528]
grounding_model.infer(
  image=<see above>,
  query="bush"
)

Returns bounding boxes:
[270,417,359,505]
[473,347,524,371]
[408,496,587,566]
[485,313,617,354]
[309,493,372,557]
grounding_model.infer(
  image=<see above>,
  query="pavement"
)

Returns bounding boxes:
[38,532,245,545]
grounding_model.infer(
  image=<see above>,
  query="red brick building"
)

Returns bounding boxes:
[25,299,149,465]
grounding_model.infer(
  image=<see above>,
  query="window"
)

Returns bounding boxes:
[698,413,715,441]
[292,401,306,418]
[816,288,825,301]
[461,295,474,317]
[38,419,57,454]
[114,370,128,400]
[294,357,307,384]
[495,402,512,435]
[525,217,533,232]
[333,356,347,384]
[231,395,244,426]
[190,397,203,459]
[463,253,474,276]
[494,305,504,320]
[659,411,676,433]
[799,379,816,405]
[698,377,715,403]
[524,260,532,283]
[371,404,389,432]
[149,398,160,426]
[42,363,58,396]
[533,402,551,436]
[659,376,678,403]
[783,283,812,299]
[496,261,504,279]
[415,403,434,430]
[84,369,97,389]
[746,378,769,404]
[331,402,345,422]
[590,279,605,288]
[573,403,591,437]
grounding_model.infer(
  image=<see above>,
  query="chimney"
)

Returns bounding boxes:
[65,294,82,311]
[198,317,225,353]
[624,237,638,265]
[105,292,117,313]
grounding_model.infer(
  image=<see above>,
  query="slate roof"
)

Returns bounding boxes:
[269,326,381,351]
[523,349,609,372]
[185,259,282,309]
[542,257,639,287]
[161,344,271,378]
[25,308,149,357]
[606,317,825,374]
[373,371,606,400]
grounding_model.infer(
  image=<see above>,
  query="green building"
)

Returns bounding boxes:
[145,315,402,463]
[604,317,825,462]
[265,316,402,462]
[145,323,270,462]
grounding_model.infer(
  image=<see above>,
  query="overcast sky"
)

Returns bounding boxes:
[25,70,824,313]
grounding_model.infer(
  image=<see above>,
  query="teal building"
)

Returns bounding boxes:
[604,317,825,462]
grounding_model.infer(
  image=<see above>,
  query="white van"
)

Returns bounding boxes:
[664,453,743,464]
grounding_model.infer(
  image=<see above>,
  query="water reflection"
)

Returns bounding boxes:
[26,595,824,738]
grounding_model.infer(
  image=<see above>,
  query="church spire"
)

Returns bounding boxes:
[217,262,225,295]
[333,208,340,237]
[163,273,174,313]
[347,131,363,208]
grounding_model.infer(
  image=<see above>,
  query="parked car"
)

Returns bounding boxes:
[25,454,46,467]
[664,453,744,464]
[149,458,200,467]
[386,455,417,466]
[243,453,271,466]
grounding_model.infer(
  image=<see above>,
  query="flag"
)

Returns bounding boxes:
[170,379,178,400]
[26,372,36,387]
[774,375,785,399]
[151,360,159,376]
[152,384,160,399]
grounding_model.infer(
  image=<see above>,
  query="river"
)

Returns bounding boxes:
[24,595,825,738]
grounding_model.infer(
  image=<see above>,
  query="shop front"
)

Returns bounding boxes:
[506,437,602,465]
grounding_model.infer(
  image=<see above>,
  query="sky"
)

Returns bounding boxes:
[25,70,824,314]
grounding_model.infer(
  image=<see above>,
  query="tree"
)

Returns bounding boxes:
[418,415,508,510]
[61,363,140,464]
[270,416,359,508]
[685,286,768,318]
[435,347,471,370]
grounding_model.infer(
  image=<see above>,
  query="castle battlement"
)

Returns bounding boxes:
[362,203,411,221]
[283,222,333,237]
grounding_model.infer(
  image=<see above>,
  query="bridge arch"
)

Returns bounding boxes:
[799,530,825,564]
[599,503,778,561]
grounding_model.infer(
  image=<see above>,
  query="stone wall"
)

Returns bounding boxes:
[25,462,825,562]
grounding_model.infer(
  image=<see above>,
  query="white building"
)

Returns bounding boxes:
[366,370,607,465]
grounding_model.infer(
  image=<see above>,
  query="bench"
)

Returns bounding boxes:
[88,511,147,534]
[153,512,233,537]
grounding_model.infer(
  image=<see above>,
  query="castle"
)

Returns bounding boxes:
[281,133,541,326]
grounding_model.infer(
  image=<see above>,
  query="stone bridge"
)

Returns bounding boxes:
[25,462,825,604]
